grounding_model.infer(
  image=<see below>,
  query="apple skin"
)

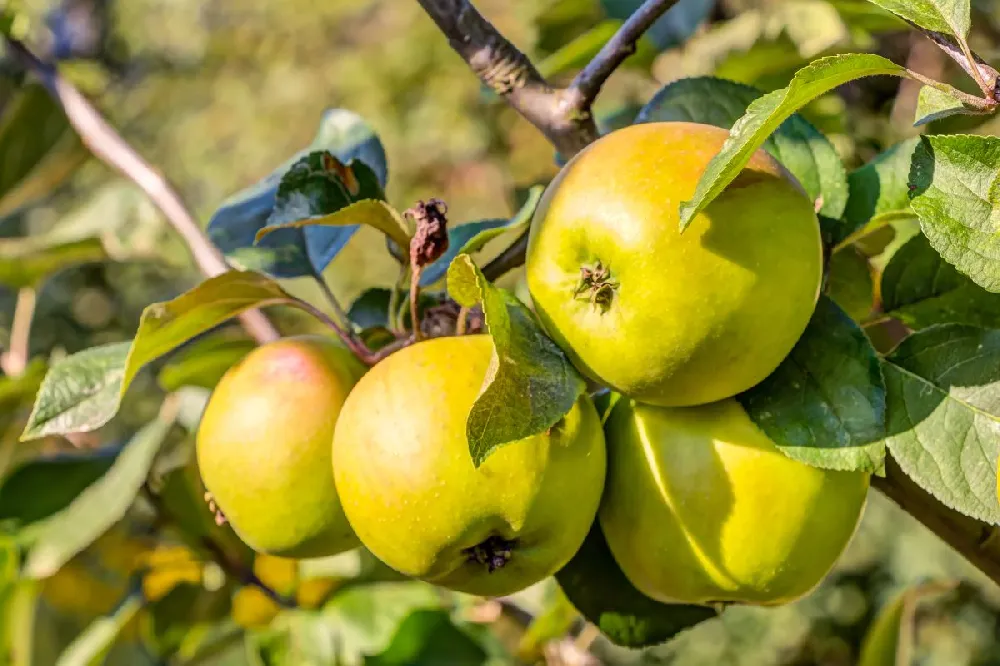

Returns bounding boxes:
[525,121,823,407]
[332,335,607,597]
[600,397,870,606]
[196,335,365,559]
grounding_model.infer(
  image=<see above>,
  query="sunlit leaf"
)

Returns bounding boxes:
[447,255,585,466]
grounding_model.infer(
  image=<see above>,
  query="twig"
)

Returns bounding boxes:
[419,0,677,281]
[564,0,681,113]
[414,0,596,157]
[198,536,296,609]
[909,22,1000,100]
[3,37,280,345]
[873,456,1000,587]
[0,287,36,376]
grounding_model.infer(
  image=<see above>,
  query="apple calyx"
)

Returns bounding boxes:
[464,535,518,573]
[574,260,617,312]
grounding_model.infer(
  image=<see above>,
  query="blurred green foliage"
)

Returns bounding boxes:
[3,0,1000,664]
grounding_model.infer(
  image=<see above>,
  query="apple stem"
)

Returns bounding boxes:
[574,260,618,312]
[464,535,518,573]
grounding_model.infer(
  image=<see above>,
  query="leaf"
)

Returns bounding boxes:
[555,521,716,648]
[0,131,90,220]
[54,589,144,666]
[207,109,387,278]
[677,54,970,231]
[826,246,875,322]
[0,83,73,207]
[322,581,443,659]
[367,609,489,666]
[23,271,305,439]
[881,234,1000,329]
[838,138,920,248]
[258,198,409,254]
[857,581,956,666]
[908,134,1000,293]
[0,446,121,527]
[914,85,989,126]
[882,325,1000,523]
[21,409,177,578]
[446,255,586,466]
[0,237,107,289]
[156,335,256,392]
[419,185,544,287]
[863,0,970,38]
[516,589,579,662]
[638,76,848,219]
[347,287,436,332]
[21,342,130,441]
[737,296,886,472]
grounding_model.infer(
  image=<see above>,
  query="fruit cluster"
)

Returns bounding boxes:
[196,122,870,609]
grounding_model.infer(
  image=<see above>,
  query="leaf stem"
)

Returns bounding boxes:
[313,272,354,329]
[2,36,280,345]
[296,300,378,364]
[410,265,424,342]
[1,286,36,377]
[388,265,409,334]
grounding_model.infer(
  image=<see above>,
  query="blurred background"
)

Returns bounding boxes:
[3,0,1000,664]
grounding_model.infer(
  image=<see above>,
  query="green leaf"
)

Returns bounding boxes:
[636,76,848,219]
[259,198,410,254]
[881,234,1000,329]
[347,288,435,331]
[857,581,955,666]
[446,255,586,467]
[516,589,579,662]
[21,410,176,577]
[908,134,1000,293]
[157,335,256,392]
[322,581,443,659]
[555,521,716,648]
[23,271,307,440]
[420,185,544,287]
[838,138,920,248]
[737,296,886,473]
[882,325,1000,523]
[0,447,120,527]
[0,131,90,220]
[677,54,969,231]
[0,237,107,289]
[54,589,143,666]
[0,83,73,208]
[914,85,989,126]
[207,109,387,279]
[863,0,970,38]
[366,609,489,666]
[826,247,874,322]
[21,342,130,441]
